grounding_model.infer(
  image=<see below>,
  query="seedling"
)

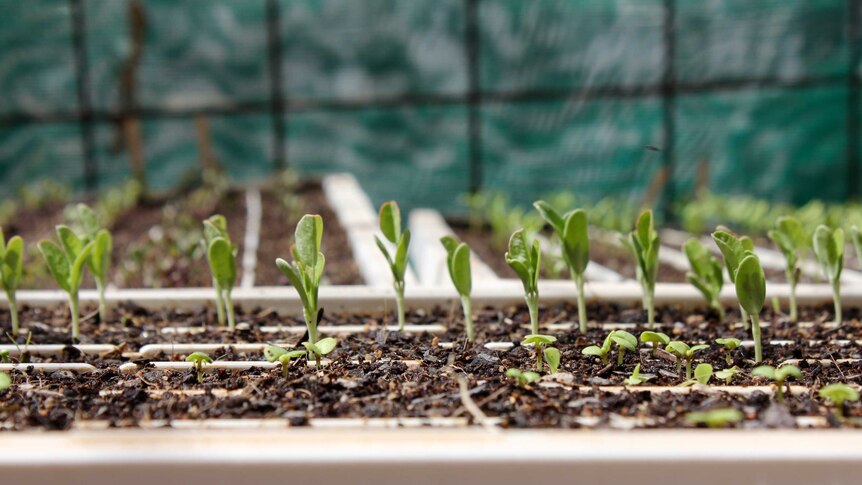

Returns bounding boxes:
[0,229,23,336]
[276,215,325,344]
[185,351,212,384]
[582,333,612,366]
[715,366,740,385]
[505,229,541,334]
[301,337,338,369]
[0,350,9,364]
[625,364,653,386]
[639,330,670,356]
[735,254,766,363]
[819,383,860,418]
[711,229,755,330]
[0,372,10,391]
[685,408,744,428]
[533,201,590,333]
[623,210,660,327]
[544,347,561,374]
[752,364,802,403]
[203,215,237,331]
[768,216,807,322]
[715,337,742,366]
[264,345,307,377]
[440,236,474,341]
[683,238,724,321]
[665,341,709,380]
[75,204,113,323]
[522,334,558,372]
[506,368,540,388]
[679,363,713,386]
[375,201,411,331]
[812,225,844,325]
[38,226,95,340]
[610,330,637,366]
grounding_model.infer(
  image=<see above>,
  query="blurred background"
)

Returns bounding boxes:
[0,0,856,215]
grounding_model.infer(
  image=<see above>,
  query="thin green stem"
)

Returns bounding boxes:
[536,344,544,371]
[96,280,107,323]
[213,278,226,326]
[712,300,726,323]
[726,353,732,367]
[574,273,587,333]
[7,292,18,337]
[685,357,692,381]
[395,281,406,331]
[645,287,655,329]
[526,293,539,335]
[461,295,474,342]
[70,295,80,341]
[751,312,762,363]
[775,379,785,403]
[304,306,319,344]
[788,270,798,323]
[739,305,750,331]
[224,289,235,332]
[617,348,624,366]
[832,280,842,325]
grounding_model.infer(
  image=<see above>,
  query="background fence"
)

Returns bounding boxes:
[0,0,858,214]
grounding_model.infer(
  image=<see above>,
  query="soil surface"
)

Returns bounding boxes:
[1,301,861,430]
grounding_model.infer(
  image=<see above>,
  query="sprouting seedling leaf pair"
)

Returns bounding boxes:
[625,364,654,386]
[583,330,637,367]
[38,226,96,340]
[715,337,742,366]
[819,383,860,418]
[440,236,473,342]
[683,238,724,321]
[685,408,744,428]
[522,334,559,373]
[185,351,212,384]
[768,216,807,322]
[712,229,766,363]
[679,363,713,387]
[715,366,740,385]
[0,229,23,336]
[665,341,709,381]
[277,215,326,344]
[813,225,844,325]
[203,215,237,331]
[375,202,411,331]
[75,204,113,324]
[506,368,541,388]
[302,337,338,369]
[533,201,590,333]
[752,364,802,403]
[264,345,307,377]
[505,229,541,334]
[639,330,669,356]
[623,210,660,328]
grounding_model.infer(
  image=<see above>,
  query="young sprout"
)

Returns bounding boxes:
[665,341,709,380]
[185,351,212,384]
[505,229,541,334]
[639,330,670,356]
[767,216,807,322]
[505,368,541,388]
[203,215,237,330]
[625,363,653,386]
[752,364,802,403]
[819,383,860,418]
[38,226,95,340]
[0,371,10,391]
[301,336,338,369]
[623,210,660,328]
[264,345,306,378]
[679,363,714,386]
[276,215,325,344]
[685,408,744,428]
[75,204,113,323]
[522,334,558,372]
[533,201,590,333]
[715,337,742,366]
[610,330,637,366]
[735,254,766,363]
[0,229,23,336]
[711,229,756,330]
[582,333,613,366]
[375,201,411,331]
[683,238,725,321]
[812,225,844,325]
[440,236,473,342]
[715,366,740,385]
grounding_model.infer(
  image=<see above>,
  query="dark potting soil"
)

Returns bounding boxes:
[1,301,861,430]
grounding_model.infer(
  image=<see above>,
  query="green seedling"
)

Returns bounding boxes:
[715,366,740,385]
[276,214,325,344]
[505,229,541,334]
[752,364,802,403]
[203,215,237,331]
[185,351,212,384]
[75,204,113,323]
[639,330,670,356]
[610,330,637,366]
[679,363,714,386]
[768,216,807,322]
[522,334,558,372]
[685,408,744,428]
[665,341,709,380]
[301,337,338,369]
[736,254,766,363]
[683,238,725,321]
[375,201,411,331]
[0,350,9,364]
[533,201,590,333]
[812,225,844,325]
[264,344,307,378]
[38,226,95,340]
[819,383,860,418]
[0,229,23,336]
[582,333,613,366]
[711,229,756,330]
[0,372,10,391]
[715,337,742,366]
[440,236,474,341]
[623,210,660,328]
[625,364,653,386]
[506,368,541,388]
